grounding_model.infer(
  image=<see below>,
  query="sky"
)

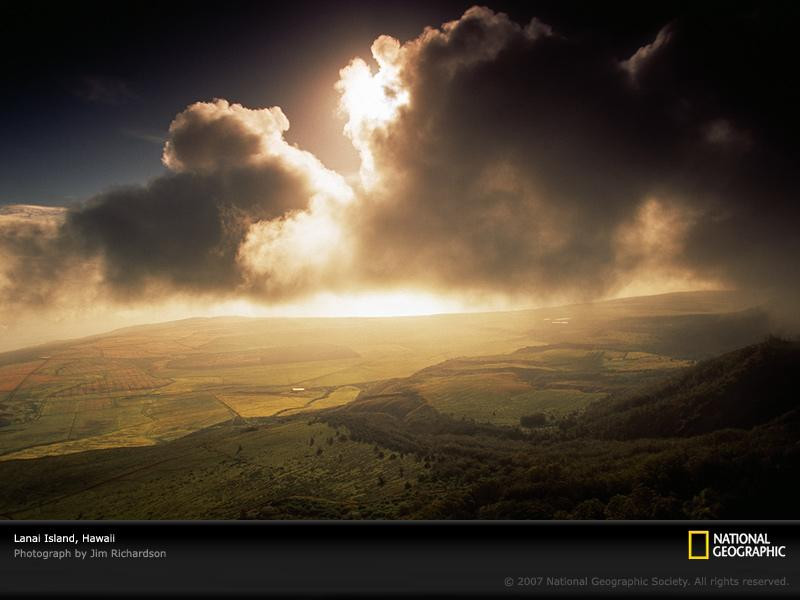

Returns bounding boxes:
[0,1,798,349]
[2,1,483,204]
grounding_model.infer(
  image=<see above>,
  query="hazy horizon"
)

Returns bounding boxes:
[0,288,757,354]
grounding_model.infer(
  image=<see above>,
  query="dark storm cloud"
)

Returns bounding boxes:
[341,5,799,303]
[345,7,680,299]
[65,167,308,299]
[0,100,347,308]
[623,6,800,300]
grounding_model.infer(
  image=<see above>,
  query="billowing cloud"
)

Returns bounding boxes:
[334,8,706,302]
[334,6,799,305]
[1,99,352,311]
[1,6,798,330]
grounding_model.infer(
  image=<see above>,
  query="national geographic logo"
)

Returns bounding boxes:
[688,530,787,559]
[688,531,710,560]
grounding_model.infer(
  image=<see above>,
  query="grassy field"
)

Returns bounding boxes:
[396,345,689,426]
[416,373,605,426]
[0,418,428,519]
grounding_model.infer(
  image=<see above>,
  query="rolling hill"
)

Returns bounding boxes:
[571,337,800,439]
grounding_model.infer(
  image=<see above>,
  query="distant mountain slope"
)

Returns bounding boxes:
[574,337,800,439]
[523,307,773,361]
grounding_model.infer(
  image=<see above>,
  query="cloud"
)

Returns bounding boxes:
[162,100,289,172]
[620,24,673,82]
[121,129,166,145]
[1,6,798,325]
[73,76,135,105]
[0,205,67,306]
[333,6,799,306]
[703,118,751,150]
[1,100,352,311]
[334,7,695,302]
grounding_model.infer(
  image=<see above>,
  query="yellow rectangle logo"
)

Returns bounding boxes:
[688,530,710,560]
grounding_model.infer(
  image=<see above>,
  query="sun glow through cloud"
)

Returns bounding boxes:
[336,35,409,186]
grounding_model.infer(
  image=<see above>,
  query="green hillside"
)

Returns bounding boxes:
[572,337,800,439]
